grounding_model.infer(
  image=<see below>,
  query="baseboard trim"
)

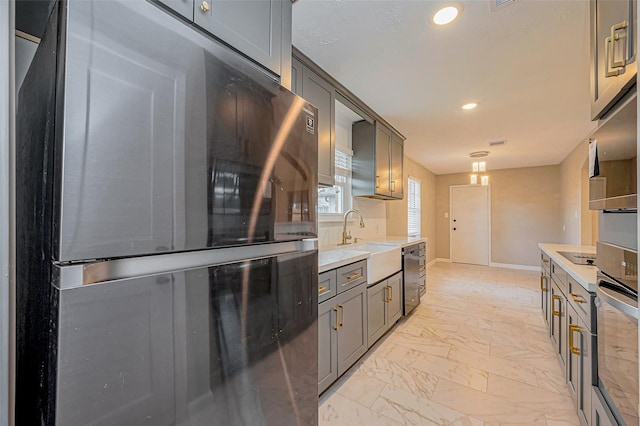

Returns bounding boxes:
[489,262,539,271]
[426,258,438,268]
[435,258,452,264]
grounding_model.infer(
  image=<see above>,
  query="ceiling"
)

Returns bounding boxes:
[292,0,598,175]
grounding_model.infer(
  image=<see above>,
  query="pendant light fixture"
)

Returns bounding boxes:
[469,151,489,185]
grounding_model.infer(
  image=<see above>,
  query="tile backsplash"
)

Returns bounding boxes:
[318,197,387,250]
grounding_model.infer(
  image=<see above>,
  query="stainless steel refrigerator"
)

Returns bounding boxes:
[16,1,319,424]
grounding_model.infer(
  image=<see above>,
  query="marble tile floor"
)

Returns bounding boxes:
[319,262,579,426]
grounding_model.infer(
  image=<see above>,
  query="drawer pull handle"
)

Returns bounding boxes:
[338,304,344,327]
[552,295,561,316]
[540,276,548,292]
[569,324,581,356]
[542,259,549,263]
[345,272,361,280]
[319,286,327,293]
[333,308,339,331]
[569,293,586,304]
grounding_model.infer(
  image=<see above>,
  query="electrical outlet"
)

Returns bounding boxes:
[444,212,449,218]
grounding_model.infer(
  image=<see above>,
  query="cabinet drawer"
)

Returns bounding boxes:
[318,269,337,304]
[337,260,367,293]
[567,277,596,332]
[541,252,551,272]
[551,260,568,295]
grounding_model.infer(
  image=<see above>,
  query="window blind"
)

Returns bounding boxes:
[407,177,421,237]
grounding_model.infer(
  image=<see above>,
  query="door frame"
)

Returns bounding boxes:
[449,184,491,265]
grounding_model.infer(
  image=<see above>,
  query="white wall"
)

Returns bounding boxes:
[317,197,387,250]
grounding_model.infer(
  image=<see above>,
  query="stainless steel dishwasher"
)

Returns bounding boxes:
[403,242,426,315]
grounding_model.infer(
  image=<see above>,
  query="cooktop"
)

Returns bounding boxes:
[557,251,597,266]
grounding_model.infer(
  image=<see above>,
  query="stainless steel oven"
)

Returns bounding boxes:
[595,241,639,425]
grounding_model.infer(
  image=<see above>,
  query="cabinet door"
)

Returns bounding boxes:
[302,66,335,186]
[550,282,566,374]
[591,0,637,119]
[194,0,283,76]
[156,0,194,20]
[567,304,580,408]
[374,123,391,197]
[390,134,404,199]
[541,270,551,330]
[367,280,389,347]
[291,57,303,97]
[336,285,368,375]
[592,386,617,426]
[577,323,595,426]
[318,299,338,394]
[387,272,403,325]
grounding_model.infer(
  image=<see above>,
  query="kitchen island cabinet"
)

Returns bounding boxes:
[539,244,598,425]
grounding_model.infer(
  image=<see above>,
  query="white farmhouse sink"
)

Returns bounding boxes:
[350,243,402,284]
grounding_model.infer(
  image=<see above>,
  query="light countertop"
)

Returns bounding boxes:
[319,237,427,273]
[538,243,597,292]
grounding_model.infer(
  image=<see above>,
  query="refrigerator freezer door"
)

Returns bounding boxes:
[48,0,317,262]
[54,250,318,425]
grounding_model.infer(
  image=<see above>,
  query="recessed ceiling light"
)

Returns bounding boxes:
[462,102,478,110]
[433,6,459,25]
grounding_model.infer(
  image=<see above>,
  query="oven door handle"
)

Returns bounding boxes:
[596,282,639,321]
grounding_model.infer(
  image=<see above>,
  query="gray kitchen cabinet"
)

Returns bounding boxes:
[154,0,291,78]
[194,0,289,77]
[541,254,551,331]
[336,284,368,376]
[318,269,337,304]
[550,279,567,375]
[390,133,404,199]
[567,278,597,426]
[567,310,597,426]
[591,386,617,426]
[318,283,367,394]
[367,271,403,347]
[318,298,338,393]
[157,0,193,20]
[299,64,335,186]
[590,0,637,119]
[291,57,303,97]
[352,121,404,199]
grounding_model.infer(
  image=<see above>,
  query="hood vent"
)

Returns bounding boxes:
[491,0,515,12]
[488,140,506,147]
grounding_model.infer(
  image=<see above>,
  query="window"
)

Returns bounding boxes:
[407,177,421,237]
[318,149,352,216]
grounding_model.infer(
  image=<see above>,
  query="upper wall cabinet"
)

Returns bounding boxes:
[292,57,336,186]
[590,0,637,120]
[352,121,404,200]
[155,0,291,79]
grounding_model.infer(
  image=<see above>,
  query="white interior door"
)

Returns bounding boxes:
[450,185,490,265]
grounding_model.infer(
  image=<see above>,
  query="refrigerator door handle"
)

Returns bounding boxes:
[54,239,318,290]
